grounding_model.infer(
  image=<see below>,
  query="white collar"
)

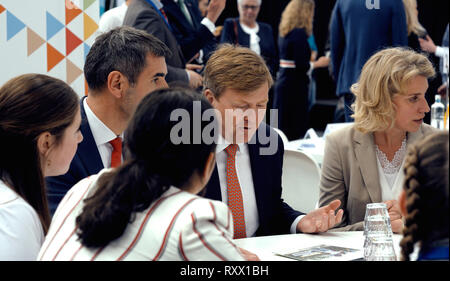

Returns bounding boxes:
[216,134,246,154]
[83,98,123,146]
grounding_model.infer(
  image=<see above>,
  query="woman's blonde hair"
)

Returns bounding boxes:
[351,47,435,134]
[403,0,426,36]
[279,0,314,38]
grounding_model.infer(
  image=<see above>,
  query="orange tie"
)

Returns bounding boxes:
[109,137,122,168]
[225,144,247,239]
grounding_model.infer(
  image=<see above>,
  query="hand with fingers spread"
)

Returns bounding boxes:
[297,200,344,233]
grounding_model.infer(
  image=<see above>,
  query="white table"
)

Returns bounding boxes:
[234,231,404,261]
[286,138,325,167]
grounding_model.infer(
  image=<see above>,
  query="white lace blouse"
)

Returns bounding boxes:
[375,137,407,201]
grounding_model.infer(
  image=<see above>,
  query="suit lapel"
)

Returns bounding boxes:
[353,130,381,203]
[78,97,104,175]
[163,0,192,30]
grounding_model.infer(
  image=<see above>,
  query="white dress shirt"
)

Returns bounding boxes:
[0,180,44,261]
[83,99,123,168]
[215,135,304,236]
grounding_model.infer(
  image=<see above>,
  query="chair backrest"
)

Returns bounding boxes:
[273,127,289,147]
[281,149,321,213]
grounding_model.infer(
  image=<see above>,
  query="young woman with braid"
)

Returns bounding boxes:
[399,131,449,261]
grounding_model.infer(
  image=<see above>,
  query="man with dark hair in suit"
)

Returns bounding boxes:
[46,26,170,215]
[330,0,408,122]
[202,44,344,238]
[160,0,224,64]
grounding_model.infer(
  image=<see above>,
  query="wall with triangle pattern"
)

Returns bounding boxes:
[0,0,99,97]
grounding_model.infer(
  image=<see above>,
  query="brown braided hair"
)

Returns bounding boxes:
[400,131,449,261]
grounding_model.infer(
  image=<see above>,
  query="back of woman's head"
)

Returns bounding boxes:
[351,47,435,134]
[400,131,449,261]
[279,0,315,37]
[0,73,80,233]
[76,87,218,248]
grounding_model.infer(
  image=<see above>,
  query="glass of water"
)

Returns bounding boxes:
[364,237,397,261]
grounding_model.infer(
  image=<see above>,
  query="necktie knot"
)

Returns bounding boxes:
[109,137,122,150]
[225,144,238,157]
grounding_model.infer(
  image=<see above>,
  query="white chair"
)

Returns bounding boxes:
[281,149,321,213]
[273,127,289,147]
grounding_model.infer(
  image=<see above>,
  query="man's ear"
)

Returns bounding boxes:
[107,71,129,98]
[36,131,56,159]
[204,89,217,106]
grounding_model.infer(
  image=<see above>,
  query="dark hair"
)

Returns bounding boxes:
[0,74,80,234]
[400,131,449,261]
[76,87,218,248]
[84,26,171,92]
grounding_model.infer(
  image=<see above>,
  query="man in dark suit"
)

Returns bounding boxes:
[330,0,408,122]
[202,44,344,238]
[46,27,170,215]
[160,0,224,64]
[124,0,216,88]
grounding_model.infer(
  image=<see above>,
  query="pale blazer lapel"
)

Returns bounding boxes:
[407,125,425,147]
[353,130,382,203]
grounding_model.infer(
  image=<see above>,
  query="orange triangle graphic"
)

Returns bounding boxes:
[27,27,45,56]
[66,58,83,84]
[66,28,83,56]
[83,13,98,40]
[0,5,5,14]
[47,43,65,72]
[66,1,82,25]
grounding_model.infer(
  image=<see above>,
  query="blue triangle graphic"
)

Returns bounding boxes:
[7,11,26,41]
[84,43,91,61]
[46,11,64,41]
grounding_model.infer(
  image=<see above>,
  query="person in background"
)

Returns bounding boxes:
[0,74,82,260]
[46,27,169,215]
[98,0,133,34]
[220,0,278,78]
[419,24,449,95]
[402,0,427,51]
[330,0,408,122]
[273,0,329,141]
[399,131,449,261]
[160,0,225,65]
[202,44,343,239]
[38,88,255,261]
[123,0,205,88]
[198,0,208,17]
[319,48,437,233]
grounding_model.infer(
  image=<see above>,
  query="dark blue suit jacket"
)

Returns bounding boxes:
[203,123,304,236]
[220,18,278,77]
[330,0,407,97]
[161,0,217,63]
[46,97,103,215]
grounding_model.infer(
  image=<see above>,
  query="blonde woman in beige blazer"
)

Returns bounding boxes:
[319,47,438,233]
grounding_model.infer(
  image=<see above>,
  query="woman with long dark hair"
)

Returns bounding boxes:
[38,88,249,261]
[0,74,82,260]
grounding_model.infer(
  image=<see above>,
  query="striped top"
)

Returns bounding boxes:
[37,169,245,261]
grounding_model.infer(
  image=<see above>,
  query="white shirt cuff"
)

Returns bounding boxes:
[185,69,190,81]
[201,17,216,34]
[290,215,307,234]
[435,46,449,58]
